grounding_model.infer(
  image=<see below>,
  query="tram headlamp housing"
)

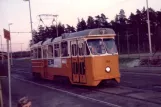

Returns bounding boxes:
[105,67,111,73]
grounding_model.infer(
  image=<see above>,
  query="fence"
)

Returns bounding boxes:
[115,31,161,58]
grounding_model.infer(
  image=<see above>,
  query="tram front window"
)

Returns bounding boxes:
[103,39,117,54]
[87,39,106,55]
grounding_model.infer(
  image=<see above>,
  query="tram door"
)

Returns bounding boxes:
[42,46,48,78]
[78,40,86,83]
[71,40,79,83]
[71,40,86,83]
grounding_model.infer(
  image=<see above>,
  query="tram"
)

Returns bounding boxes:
[30,28,120,86]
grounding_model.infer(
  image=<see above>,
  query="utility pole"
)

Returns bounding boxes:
[7,39,11,107]
[8,23,13,65]
[137,28,140,58]
[117,33,120,53]
[0,35,3,64]
[126,31,130,58]
[24,0,33,44]
[4,28,12,107]
[56,15,58,37]
[146,0,152,56]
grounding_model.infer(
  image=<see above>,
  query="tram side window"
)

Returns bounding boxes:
[71,45,74,56]
[54,44,60,57]
[43,46,47,58]
[71,44,77,56]
[38,48,42,58]
[61,42,68,57]
[34,48,38,59]
[31,50,34,58]
[48,45,53,58]
[78,43,84,56]
[85,43,90,55]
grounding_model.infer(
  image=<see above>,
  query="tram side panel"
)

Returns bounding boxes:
[31,59,46,78]
[84,57,98,86]
[45,58,72,82]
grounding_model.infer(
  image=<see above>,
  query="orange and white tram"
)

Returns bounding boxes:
[30,28,121,86]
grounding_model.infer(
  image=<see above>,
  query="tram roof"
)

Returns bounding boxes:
[42,38,52,45]
[62,28,115,39]
[31,41,43,48]
[52,36,62,42]
[30,28,115,48]
[41,37,62,45]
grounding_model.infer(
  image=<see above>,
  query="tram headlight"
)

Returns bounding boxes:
[105,67,111,73]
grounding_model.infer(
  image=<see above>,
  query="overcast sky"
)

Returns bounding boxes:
[0,0,161,52]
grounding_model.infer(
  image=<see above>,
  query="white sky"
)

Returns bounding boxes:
[0,0,161,52]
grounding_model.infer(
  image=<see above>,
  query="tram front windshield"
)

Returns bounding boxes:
[87,39,106,55]
[87,39,117,55]
[103,39,118,54]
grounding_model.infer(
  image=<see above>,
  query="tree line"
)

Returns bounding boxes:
[32,7,161,54]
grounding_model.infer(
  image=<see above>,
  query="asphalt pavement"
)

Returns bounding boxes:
[1,77,110,107]
[120,66,161,92]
